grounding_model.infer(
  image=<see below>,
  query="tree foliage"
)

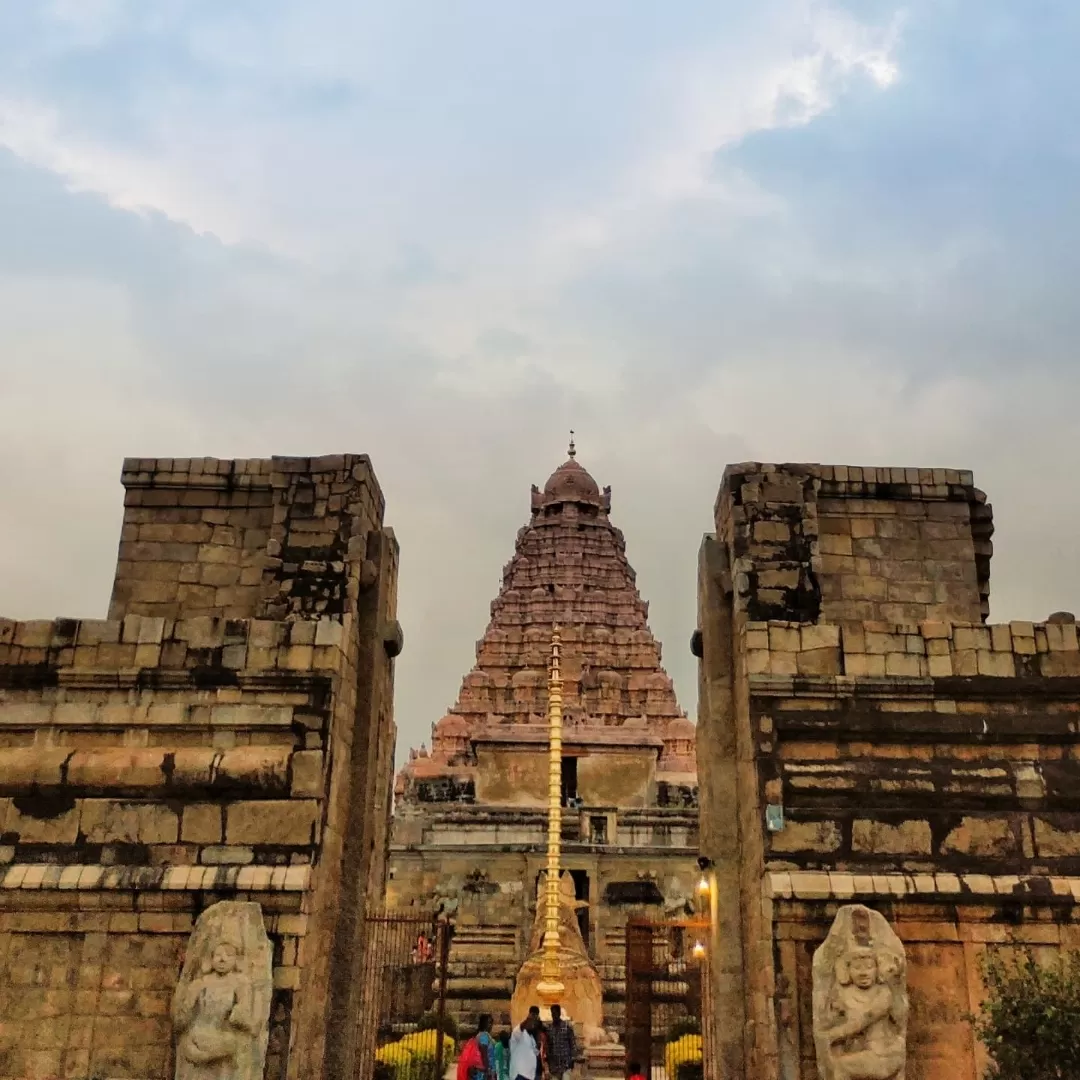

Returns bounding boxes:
[973,948,1080,1080]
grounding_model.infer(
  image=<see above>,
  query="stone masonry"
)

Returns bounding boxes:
[390,449,699,1029]
[0,455,401,1080]
[695,463,1080,1080]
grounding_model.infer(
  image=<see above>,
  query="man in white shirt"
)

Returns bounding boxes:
[509,1017,539,1080]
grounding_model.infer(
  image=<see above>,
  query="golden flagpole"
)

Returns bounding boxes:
[536,624,565,1004]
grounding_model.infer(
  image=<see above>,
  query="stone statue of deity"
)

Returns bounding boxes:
[812,905,908,1080]
[172,901,273,1080]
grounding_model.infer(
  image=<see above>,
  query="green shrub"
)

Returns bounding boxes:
[665,1017,701,1042]
[417,1011,459,1039]
[973,948,1080,1080]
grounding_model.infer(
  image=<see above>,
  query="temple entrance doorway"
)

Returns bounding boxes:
[356,911,453,1080]
[624,917,714,1080]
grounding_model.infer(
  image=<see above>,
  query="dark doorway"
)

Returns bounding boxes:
[560,756,578,805]
[570,869,590,947]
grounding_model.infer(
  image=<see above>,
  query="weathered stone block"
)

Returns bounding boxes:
[201,845,255,865]
[769,820,842,854]
[928,654,953,677]
[797,648,840,675]
[290,752,324,797]
[1033,818,1080,858]
[884,653,922,677]
[5,799,82,843]
[977,650,1015,676]
[67,749,166,792]
[953,626,991,651]
[225,799,318,845]
[80,801,179,844]
[852,819,932,855]
[800,624,841,651]
[941,817,1016,858]
[179,803,223,844]
[768,626,800,652]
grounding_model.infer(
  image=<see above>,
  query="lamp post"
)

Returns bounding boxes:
[536,625,565,1005]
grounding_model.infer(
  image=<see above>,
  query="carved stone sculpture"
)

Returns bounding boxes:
[812,904,908,1080]
[172,901,273,1080]
[510,870,605,1040]
[524,870,590,956]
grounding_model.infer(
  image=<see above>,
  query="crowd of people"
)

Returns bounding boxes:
[458,1005,576,1080]
[458,1005,647,1080]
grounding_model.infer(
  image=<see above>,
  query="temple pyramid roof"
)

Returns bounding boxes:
[396,443,693,795]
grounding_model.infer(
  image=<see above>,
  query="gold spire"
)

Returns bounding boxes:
[536,624,565,1003]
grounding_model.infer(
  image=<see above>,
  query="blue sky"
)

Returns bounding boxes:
[2,1,1079,761]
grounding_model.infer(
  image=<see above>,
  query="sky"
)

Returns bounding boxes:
[2,1,1080,765]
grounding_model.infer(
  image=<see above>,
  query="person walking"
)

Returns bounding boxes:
[546,1005,576,1080]
[476,1014,495,1080]
[534,1021,548,1080]
[494,1031,511,1080]
[458,1016,494,1080]
[510,1016,539,1080]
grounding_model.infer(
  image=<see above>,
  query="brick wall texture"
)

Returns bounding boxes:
[0,455,400,1080]
[696,462,1080,1080]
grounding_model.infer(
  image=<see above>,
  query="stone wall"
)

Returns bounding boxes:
[717,463,992,626]
[387,838,699,1028]
[0,455,400,1080]
[695,462,1080,1080]
[770,886,1080,1080]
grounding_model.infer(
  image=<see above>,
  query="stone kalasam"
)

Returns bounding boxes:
[172,901,273,1080]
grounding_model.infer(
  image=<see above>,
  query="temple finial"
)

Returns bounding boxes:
[568,430,576,459]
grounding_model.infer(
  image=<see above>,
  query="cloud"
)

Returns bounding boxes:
[2,0,1080,769]
[0,97,235,238]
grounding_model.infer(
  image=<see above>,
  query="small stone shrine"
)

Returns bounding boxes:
[510,871,605,1037]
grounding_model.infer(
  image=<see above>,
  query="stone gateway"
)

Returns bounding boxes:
[695,462,1080,1080]
[388,445,700,1030]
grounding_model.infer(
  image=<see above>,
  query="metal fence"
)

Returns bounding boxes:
[355,912,452,1080]
[624,917,714,1080]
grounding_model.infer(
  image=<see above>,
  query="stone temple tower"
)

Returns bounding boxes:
[388,445,699,1028]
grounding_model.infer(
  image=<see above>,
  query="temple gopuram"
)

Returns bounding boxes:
[388,443,699,1028]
